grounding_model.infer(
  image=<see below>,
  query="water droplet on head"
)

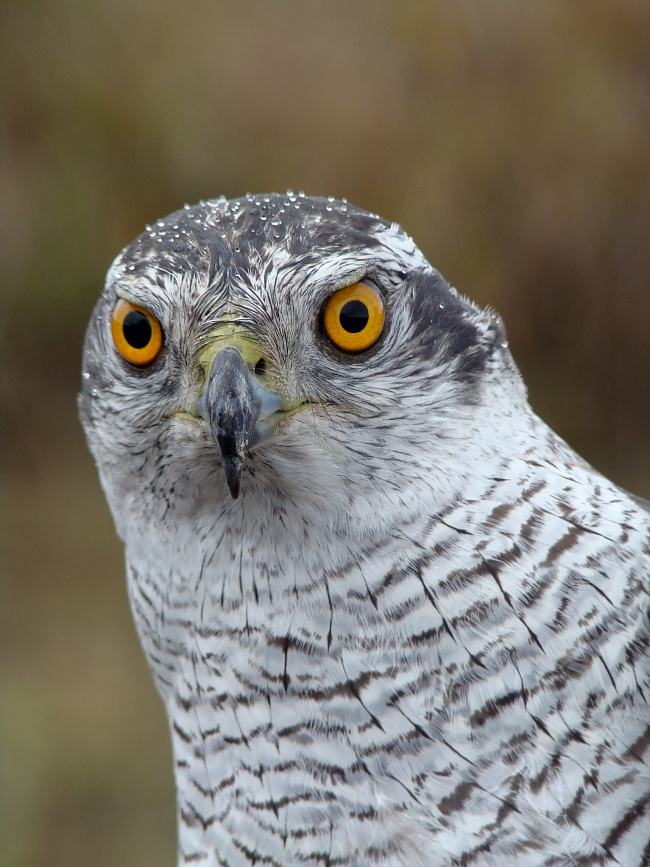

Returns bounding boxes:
[82,371,90,380]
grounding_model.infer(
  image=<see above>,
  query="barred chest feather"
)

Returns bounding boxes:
[125,422,650,867]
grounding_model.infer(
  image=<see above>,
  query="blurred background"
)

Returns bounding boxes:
[2,1,649,865]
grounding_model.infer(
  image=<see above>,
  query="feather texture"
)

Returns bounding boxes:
[80,194,650,866]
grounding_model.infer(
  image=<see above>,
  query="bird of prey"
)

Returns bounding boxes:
[80,193,650,866]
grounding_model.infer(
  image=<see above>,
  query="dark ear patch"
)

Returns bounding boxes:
[407,270,489,379]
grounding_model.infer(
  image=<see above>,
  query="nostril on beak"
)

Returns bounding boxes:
[254,358,267,377]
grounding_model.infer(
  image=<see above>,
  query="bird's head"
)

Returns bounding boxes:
[80,194,523,544]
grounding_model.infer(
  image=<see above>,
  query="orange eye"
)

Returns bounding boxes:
[322,281,385,353]
[111,300,163,366]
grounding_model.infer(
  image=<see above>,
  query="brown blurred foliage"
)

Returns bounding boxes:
[1,2,649,865]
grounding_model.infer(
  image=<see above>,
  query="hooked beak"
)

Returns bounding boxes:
[193,327,310,499]
[200,347,259,498]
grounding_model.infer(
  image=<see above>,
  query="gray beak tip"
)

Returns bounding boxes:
[202,347,258,499]
[223,457,243,499]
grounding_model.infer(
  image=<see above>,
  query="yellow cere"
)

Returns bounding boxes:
[195,321,267,379]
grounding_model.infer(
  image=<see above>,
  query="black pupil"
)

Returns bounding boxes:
[339,300,369,333]
[123,311,152,348]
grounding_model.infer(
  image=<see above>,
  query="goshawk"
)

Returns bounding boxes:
[80,194,650,866]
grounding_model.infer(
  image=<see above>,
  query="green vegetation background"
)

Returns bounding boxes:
[2,2,649,865]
